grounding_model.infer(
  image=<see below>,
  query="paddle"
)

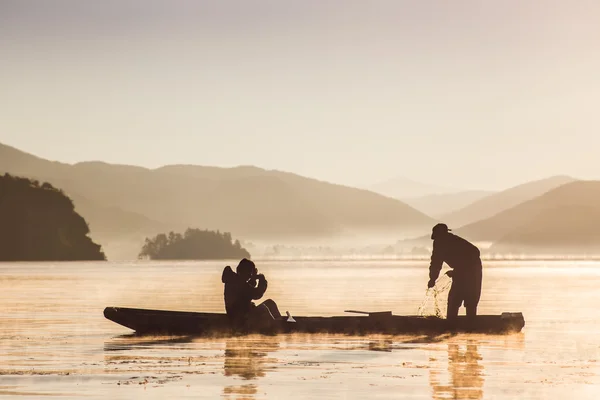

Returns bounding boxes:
[344,310,392,317]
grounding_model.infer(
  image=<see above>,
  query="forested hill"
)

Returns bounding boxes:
[0,174,105,261]
[0,142,434,242]
[139,228,250,260]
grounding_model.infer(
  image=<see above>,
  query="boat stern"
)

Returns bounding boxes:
[501,312,525,332]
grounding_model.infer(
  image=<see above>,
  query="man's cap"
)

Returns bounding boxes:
[431,223,451,239]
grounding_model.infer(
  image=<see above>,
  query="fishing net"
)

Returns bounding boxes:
[417,273,452,318]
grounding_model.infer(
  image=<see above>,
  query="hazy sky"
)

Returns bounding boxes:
[1,1,599,190]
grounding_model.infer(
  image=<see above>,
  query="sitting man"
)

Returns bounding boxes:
[221,258,282,329]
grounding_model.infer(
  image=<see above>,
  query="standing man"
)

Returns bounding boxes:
[427,223,483,322]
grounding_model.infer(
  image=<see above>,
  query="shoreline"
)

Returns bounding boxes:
[252,255,600,262]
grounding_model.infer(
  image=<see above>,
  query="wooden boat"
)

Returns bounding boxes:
[103,307,525,335]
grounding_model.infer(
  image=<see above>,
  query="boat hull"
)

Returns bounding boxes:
[103,307,525,335]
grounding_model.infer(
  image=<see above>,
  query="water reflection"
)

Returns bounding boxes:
[223,337,280,399]
[429,341,484,400]
[102,334,207,387]
[103,334,196,352]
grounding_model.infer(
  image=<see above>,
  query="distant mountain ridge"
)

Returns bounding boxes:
[367,176,461,199]
[441,175,577,228]
[403,190,495,217]
[398,175,583,250]
[457,180,600,251]
[0,142,435,258]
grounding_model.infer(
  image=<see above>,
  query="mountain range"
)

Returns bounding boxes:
[0,143,434,258]
[400,178,600,256]
[402,190,494,218]
[441,175,576,227]
[2,141,596,259]
[367,176,460,199]
[458,180,600,254]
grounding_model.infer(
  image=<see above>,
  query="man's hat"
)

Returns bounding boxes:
[431,223,451,239]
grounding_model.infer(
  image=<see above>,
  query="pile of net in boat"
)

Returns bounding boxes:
[417,274,452,318]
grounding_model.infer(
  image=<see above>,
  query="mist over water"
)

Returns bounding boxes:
[1,260,599,398]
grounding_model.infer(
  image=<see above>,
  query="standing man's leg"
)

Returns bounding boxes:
[465,264,483,320]
[446,282,462,322]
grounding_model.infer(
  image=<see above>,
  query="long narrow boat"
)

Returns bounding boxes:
[103,307,525,335]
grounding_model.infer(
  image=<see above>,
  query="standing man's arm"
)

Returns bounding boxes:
[428,241,443,288]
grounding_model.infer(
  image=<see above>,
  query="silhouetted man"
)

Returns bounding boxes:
[427,223,483,322]
[221,258,281,329]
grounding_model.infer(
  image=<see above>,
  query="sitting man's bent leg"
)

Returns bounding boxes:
[258,299,282,319]
[246,305,278,332]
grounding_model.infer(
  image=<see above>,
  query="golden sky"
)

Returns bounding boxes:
[1,1,599,189]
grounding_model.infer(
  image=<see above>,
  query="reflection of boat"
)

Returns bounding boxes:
[103,334,196,352]
[223,338,279,398]
[224,338,279,379]
[430,342,484,400]
[104,307,525,335]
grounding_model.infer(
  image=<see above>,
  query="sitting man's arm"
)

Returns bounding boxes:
[251,274,268,300]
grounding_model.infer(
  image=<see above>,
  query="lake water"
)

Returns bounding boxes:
[1,260,600,399]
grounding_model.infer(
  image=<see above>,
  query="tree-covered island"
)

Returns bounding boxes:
[139,228,251,260]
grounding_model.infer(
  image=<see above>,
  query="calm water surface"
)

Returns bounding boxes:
[1,260,599,399]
